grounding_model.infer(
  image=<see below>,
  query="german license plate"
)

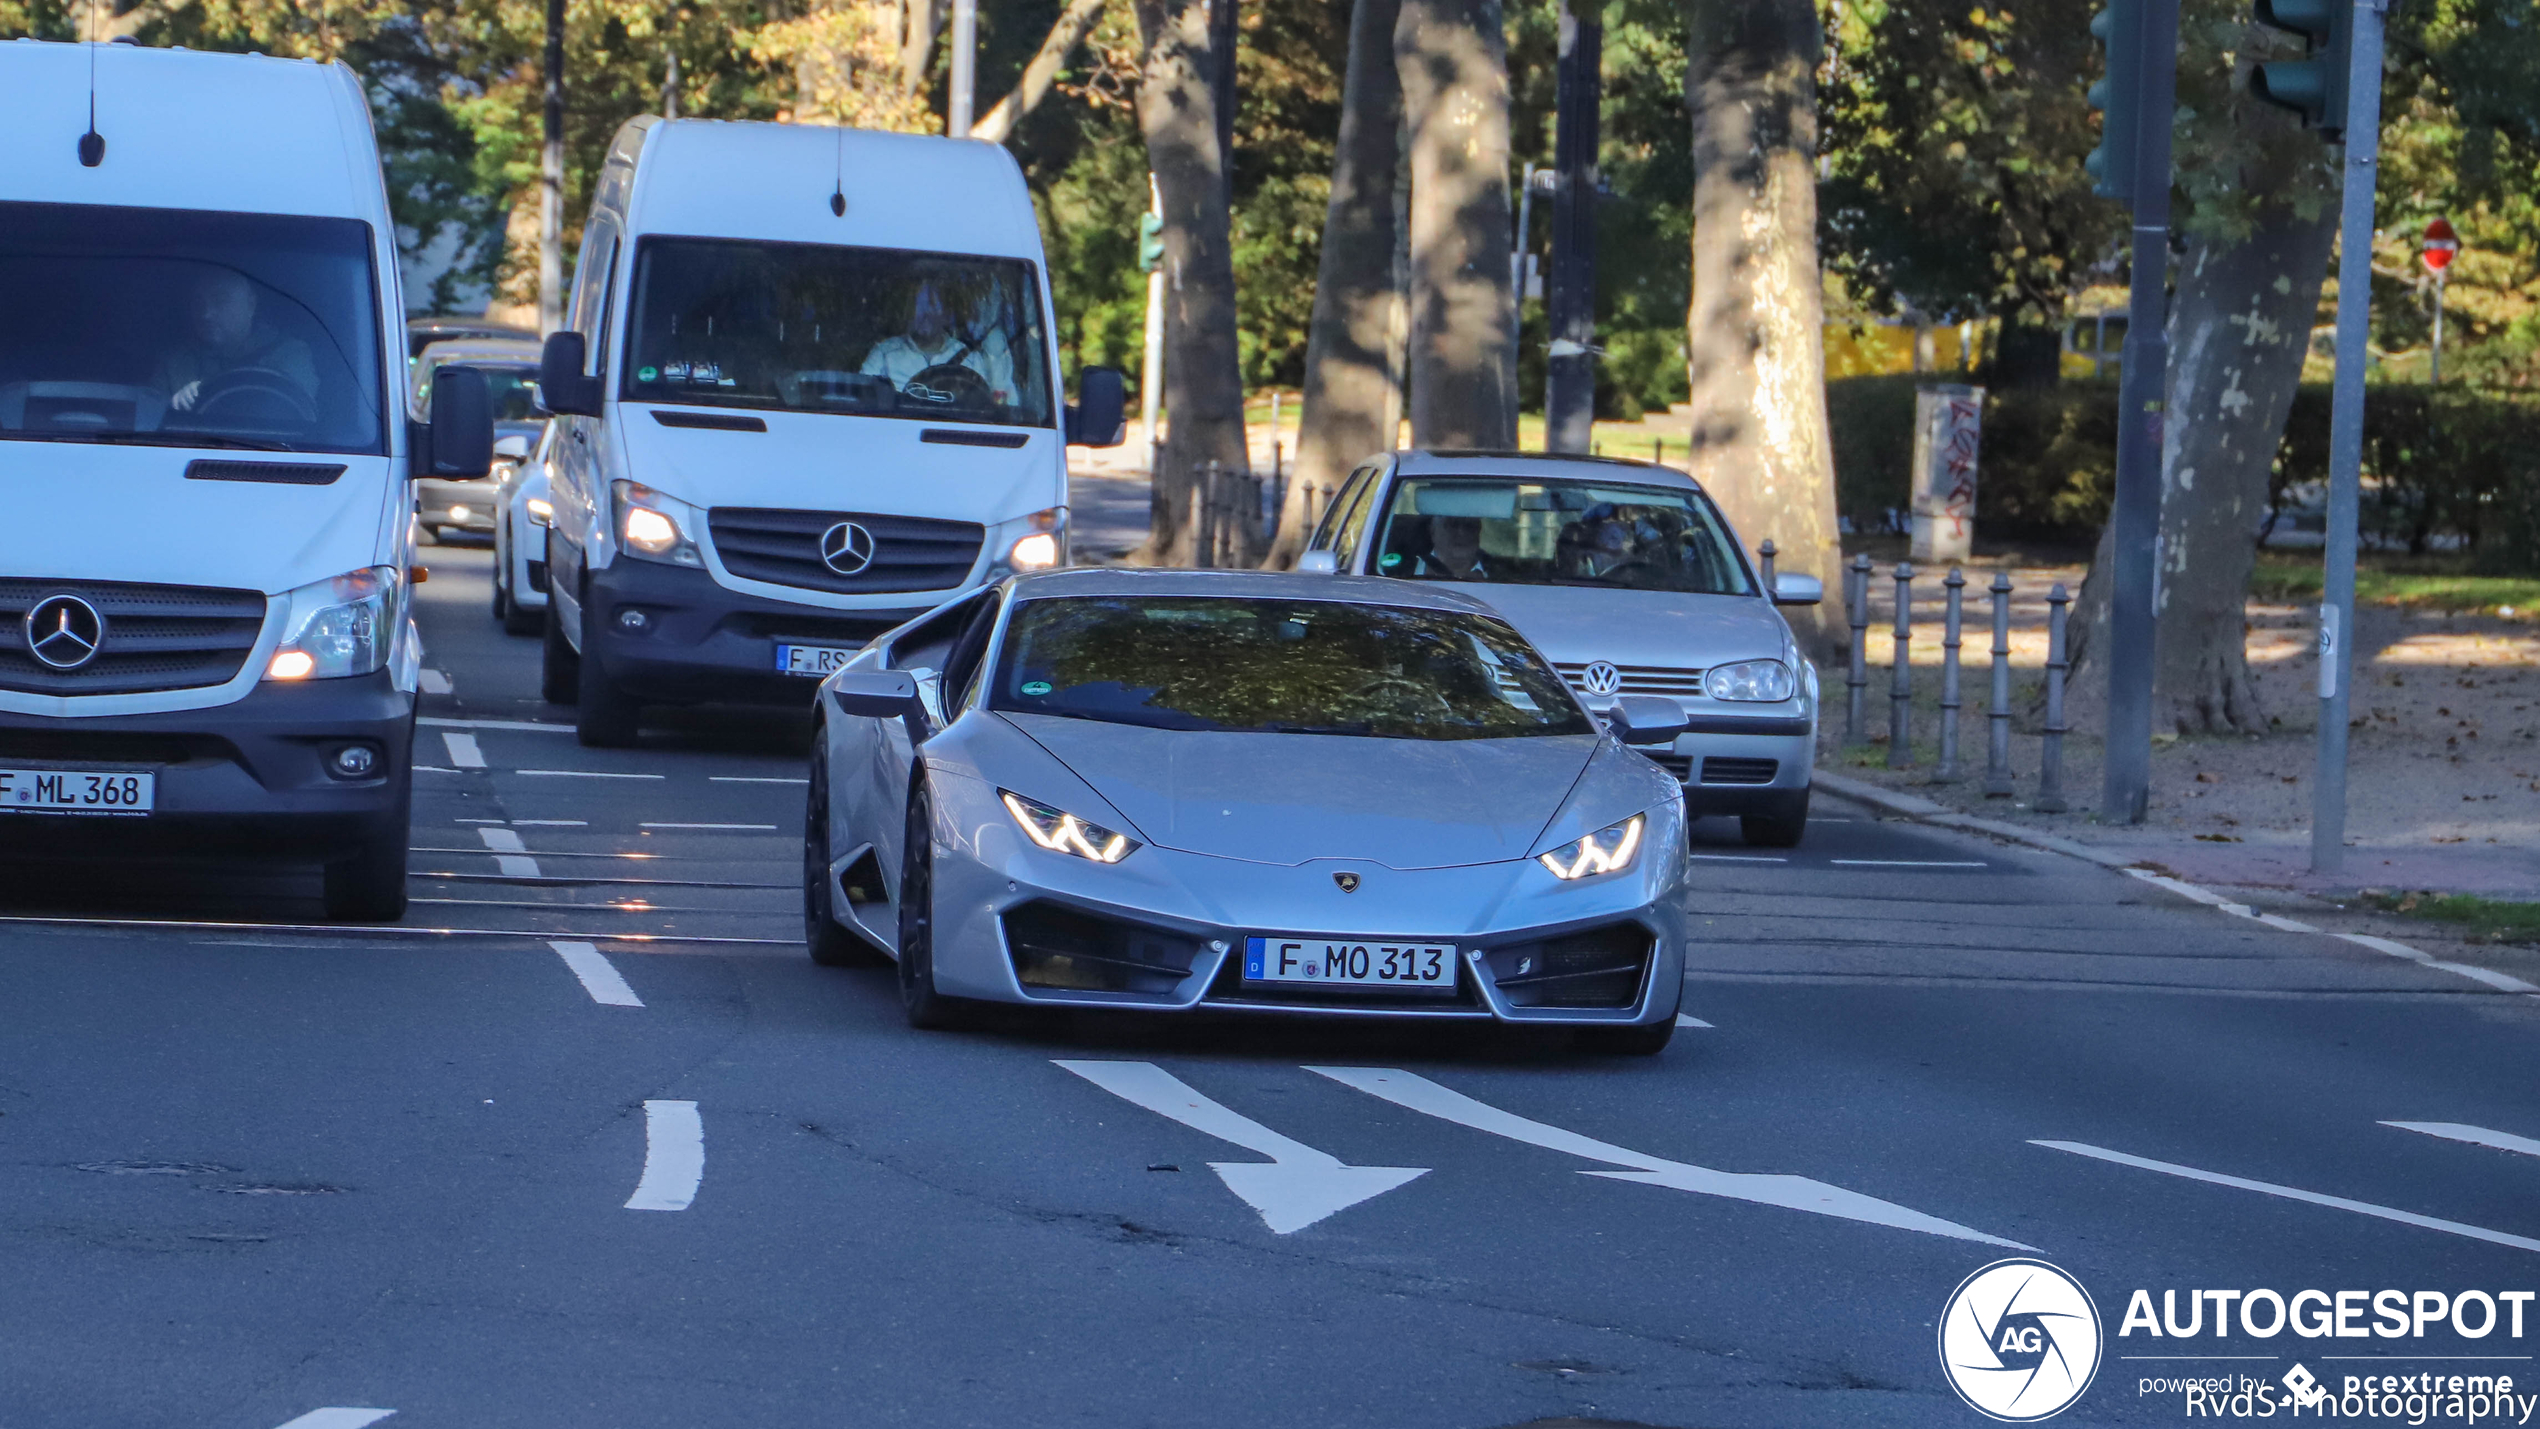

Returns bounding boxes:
[0,767,154,815]
[1243,936,1455,989]
[777,643,857,677]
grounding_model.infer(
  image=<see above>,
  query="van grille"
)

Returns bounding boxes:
[0,580,267,696]
[709,507,984,595]
[1552,661,1706,699]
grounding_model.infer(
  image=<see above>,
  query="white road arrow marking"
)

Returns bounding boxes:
[2035,1140,2540,1255]
[273,1411,395,1429]
[1313,1066,2030,1248]
[626,1100,703,1211]
[1055,1060,1426,1234]
[2384,1121,2540,1159]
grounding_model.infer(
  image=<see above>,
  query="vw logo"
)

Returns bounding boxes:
[818,521,877,576]
[1332,871,1361,893]
[23,594,104,671]
[1580,660,1622,697]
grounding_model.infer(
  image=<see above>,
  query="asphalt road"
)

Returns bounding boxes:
[2,545,2535,1428]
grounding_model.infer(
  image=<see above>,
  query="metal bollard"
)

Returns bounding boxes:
[1888,562,1915,768]
[1846,553,1872,744]
[1757,538,1777,598]
[2036,582,2072,813]
[1935,566,1965,781]
[1983,571,2016,796]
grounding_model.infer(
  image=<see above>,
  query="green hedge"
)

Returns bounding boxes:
[1825,376,2540,572]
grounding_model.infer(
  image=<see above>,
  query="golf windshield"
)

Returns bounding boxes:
[619,237,1052,428]
[992,596,1593,740]
[0,200,386,454]
[1373,477,1756,596]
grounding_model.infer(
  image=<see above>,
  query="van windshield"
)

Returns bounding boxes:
[620,237,1052,429]
[0,201,385,455]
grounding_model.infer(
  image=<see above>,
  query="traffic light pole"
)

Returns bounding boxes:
[2311,0,2389,874]
[2101,0,2180,825]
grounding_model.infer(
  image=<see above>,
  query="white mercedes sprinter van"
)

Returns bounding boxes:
[535,118,1125,746]
[0,42,492,920]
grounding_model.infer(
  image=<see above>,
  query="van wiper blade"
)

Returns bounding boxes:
[0,430,298,452]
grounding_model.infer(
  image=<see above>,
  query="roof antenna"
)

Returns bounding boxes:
[828,126,845,216]
[77,40,105,167]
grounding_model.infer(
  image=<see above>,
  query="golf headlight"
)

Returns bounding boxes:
[526,496,554,527]
[266,566,398,680]
[1538,814,1644,880]
[990,508,1068,576]
[614,480,704,567]
[1001,790,1138,863]
[1705,659,1795,702]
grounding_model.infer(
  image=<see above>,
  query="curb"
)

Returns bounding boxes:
[1809,771,2539,997]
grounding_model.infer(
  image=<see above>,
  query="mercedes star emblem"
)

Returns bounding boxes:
[818,521,878,576]
[1580,660,1623,697]
[23,594,104,671]
[1333,871,1361,893]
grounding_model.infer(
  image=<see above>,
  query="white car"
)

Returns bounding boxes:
[491,423,554,635]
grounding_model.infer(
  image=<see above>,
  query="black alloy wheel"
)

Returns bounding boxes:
[895,779,977,1030]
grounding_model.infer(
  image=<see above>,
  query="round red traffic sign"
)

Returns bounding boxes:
[2424,218,2460,273]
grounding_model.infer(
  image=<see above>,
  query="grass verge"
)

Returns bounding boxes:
[2251,553,2540,615]
[2362,890,2540,945]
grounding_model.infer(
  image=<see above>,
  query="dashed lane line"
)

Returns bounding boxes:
[418,667,453,694]
[475,826,540,878]
[418,715,573,732]
[1312,1066,2028,1248]
[550,940,643,1006]
[1690,854,1787,863]
[711,776,808,785]
[627,1100,704,1211]
[1829,859,1989,868]
[1676,1014,1715,1028]
[273,1411,394,1429]
[515,769,666,780]
[440,732,487,768]
[641,822,779,831]
[1056,1061,1426,1234]
[0,913,795,945]
[2032,1140,2540,1256]
[2383,1122,2540,1160]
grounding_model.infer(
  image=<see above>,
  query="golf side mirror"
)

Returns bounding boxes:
[494,433,532,461]
[1065,365,1128,447]
[414,365,493,479]
[1772,573,1824,607]
[1295,550,1339,575]
[1608,695,1690,746]
[538,331,603,418]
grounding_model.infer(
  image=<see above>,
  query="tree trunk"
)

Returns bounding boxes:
[971,0,1110,143]
[2066,202,2336,735]
[1265,0,1408,568]
[901,0,944,96]
[1683,0,1841,654]
[1395,0,1515,448]
[1130,0,1249,565]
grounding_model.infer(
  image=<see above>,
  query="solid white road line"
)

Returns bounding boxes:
[1314,1066,2028,1248]
[1055,1061,1426,1234]
[2033,1140,2540,1255]
[440,731,487,769]
[1689,854,1787,863]
[512,819,588,826]
[711,776,808,785]
[475,827,540,879]
[626,1100,703,1211]
[2383,1122,2540,1160]
[419,716,574,732]
[1830,859,1989,868]
[640,822,779,831]
[418,668,453,695]
[272,1410,395,1429]
[1676,1013,1715,1028]
[2334,932,2540,994]
[549,940,643,1007]
[518,769,666,780]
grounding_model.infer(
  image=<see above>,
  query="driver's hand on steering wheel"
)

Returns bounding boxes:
[169,379,203,412]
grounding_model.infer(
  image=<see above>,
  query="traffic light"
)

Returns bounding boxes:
[1137,212,1164,273]
[2085,0,2141,201]
[2250,0,2351,139]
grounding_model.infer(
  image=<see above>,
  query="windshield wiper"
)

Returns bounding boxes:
[0,430,298,452]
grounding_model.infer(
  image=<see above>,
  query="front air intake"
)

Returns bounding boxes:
[1002,902,1205,996]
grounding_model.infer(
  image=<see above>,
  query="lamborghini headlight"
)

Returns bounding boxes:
[1537,814,1644,881]
[1704,658,1795,702]
[1000,790,1139,863]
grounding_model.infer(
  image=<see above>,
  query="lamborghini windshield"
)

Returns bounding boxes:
[619,237,1052,428]
[991,596,1593,740]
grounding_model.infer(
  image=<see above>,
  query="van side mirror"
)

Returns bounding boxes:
[538,331,604,417]
[413,365,493,479]
[1772,573,1824,607]
[1608,695,1690,746]
[1295,550,1339,575]
[1064,365,1127,447]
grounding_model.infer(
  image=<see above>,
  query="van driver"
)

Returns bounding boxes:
[155,269,319,414]
[859,280,1016,407]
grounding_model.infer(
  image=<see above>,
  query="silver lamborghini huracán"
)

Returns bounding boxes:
[803,569,1692,1053]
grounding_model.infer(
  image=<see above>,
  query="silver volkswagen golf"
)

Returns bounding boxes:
[1298,451,1821,846]
[804,569,1691,1053]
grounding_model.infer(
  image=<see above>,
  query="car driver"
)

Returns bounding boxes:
[156,269,319,414]
[858,280,1016,407]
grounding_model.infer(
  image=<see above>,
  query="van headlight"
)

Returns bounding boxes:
[988,508,1068,576]
[614,480,705,567]
[1705,659,1794,702]
[265,566,398,680]
[1537,814,1644,880]
[1000,790,1138,863]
